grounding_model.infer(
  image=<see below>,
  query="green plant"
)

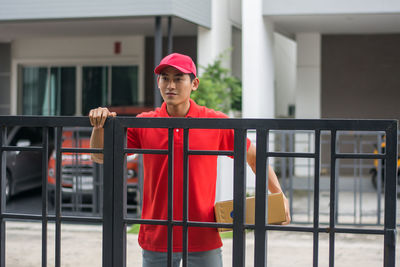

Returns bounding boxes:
[191,53,242,114]
[127,224,140,234]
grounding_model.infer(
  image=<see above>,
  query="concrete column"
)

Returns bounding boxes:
[294,33,321,176]
[197,0,232,75]
[295,33,321,119]
[197,0,237,202]
[242,0,275,118]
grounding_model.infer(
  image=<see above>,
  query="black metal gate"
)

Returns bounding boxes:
[0,116,398,267]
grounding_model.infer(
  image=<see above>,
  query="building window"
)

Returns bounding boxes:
[21,66,76,115]
[20,64,139,116]
[82,65,139,115]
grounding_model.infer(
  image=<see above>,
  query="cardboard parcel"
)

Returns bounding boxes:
[214,192,286,232]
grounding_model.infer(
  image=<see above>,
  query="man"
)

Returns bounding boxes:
[89,53,290,267]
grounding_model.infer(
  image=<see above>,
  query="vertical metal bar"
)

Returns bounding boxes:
[377,133,383,225]
[383,122,398,267]
[307,132,312,222]
[232,129,247,267]
[167,16,173,54]
[113,119,127,267]
[54,127,62,267]
[167,128,174,267]
[281,132,287,192]
[0,126,6,267]
[358,137,362,224]
[41,127,49,267]
[334,134,339,225]
[313,130,321,267]
[103,119,114,267]
[329,130,337,267]
[154,16,163,108]
[182,128,189,267]
[254,128,267,267]
[353,136,358,225]
[288,132,294,220]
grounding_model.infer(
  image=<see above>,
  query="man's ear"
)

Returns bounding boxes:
[191,77,199,92]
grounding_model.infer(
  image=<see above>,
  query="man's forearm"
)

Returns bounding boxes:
[90,127,104,164]
[267,165,282,193]
[246,143,282,193]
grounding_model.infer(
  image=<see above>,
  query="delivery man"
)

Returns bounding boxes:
[89,53,290,267]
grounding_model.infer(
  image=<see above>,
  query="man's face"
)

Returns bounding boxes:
[158,67,198,107]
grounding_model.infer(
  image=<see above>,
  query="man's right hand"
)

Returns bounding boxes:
[89,107,117,129]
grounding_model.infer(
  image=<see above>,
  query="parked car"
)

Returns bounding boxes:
[47,128,140,213]
[5,126,47,201]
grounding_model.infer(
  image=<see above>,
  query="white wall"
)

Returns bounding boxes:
[263,0,400,15]
[229,0,242,28]
[197,0,232,73]
[11,35,145,115]
[274,33,296,118]
[294,33,320,176]
[242,0,275,118]
[295,33,321,119]
[231,27,242,80]
[197,0,239,202]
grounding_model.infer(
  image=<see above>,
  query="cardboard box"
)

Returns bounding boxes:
[214,192,286,232]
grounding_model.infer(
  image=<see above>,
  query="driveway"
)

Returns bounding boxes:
[4,221,399,267]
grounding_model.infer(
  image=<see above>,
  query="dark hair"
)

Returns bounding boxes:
[189,73,196,82]
[159,72,196,82]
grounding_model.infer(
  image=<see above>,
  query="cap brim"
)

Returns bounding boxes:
[154,64,192,75]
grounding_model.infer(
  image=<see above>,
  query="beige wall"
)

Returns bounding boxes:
[321,34,400,121]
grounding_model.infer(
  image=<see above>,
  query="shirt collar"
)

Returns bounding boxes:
[185,99,199,118]
[159,99,199,118]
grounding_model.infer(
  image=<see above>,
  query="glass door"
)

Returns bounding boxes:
[21,66,76,115]
[82,65,138,115]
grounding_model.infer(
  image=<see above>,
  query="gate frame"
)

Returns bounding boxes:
[0,116,397,267]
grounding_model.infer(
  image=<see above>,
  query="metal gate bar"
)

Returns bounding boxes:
[0,127,5,267]
[0,117,397,267]
[0,117,104,267]
[232,129,247,267]
[182,128,189,267]
[167,128,174,267]
[383,124,397,267]
[254,128,268,267]
[41,127,49,267]
[313,130,321,267]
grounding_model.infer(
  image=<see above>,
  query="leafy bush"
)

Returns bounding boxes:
[191,54,242,114]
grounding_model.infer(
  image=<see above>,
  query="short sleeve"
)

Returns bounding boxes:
[127,127,141,149]
[219,129,251,155]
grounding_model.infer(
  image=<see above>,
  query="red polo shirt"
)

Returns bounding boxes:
[127,99,250,252]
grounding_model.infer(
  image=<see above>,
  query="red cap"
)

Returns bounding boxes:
[154,53,197,77]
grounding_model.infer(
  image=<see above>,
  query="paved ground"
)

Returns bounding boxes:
[4,221,399,267]
[3,179,400,266]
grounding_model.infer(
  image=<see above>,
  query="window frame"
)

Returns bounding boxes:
[13,58,143,116]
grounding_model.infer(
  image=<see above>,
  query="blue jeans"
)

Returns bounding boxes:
[142,248,223,267]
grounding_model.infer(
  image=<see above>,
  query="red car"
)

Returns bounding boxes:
[47,129,140,213]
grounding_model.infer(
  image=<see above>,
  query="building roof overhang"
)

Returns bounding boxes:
[0,0,210,41]
[266,13,400,38]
